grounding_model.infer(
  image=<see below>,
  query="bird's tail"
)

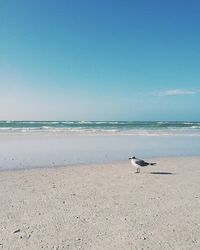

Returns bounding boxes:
[150,163,156,165]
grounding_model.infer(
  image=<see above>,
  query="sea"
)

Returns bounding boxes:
[0,120,200,136]
[0,121,200,170]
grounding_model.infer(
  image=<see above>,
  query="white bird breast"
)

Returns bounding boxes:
[131,159,138,167]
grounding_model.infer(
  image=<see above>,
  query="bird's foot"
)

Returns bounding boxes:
[136,168,140,173]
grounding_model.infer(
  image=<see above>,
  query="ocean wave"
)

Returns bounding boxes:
[183,122,200,125]
[0,127,200,136]
[42,126,51,129]
[61,121,75,124]
[0,121,200,136]
[191,126,200,129]
[157,121,170,125]
[48,121,60,124]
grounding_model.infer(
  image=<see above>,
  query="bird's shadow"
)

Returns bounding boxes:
[149,172,174,175]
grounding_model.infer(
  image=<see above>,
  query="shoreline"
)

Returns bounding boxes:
[1,133,200,170]
[1,156,200,249]
[0,155,200,173]
[0,130,200,136]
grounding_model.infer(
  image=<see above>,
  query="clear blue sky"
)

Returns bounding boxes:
[0,0,200,121]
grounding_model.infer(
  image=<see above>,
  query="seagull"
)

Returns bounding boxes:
[129,156,156,173]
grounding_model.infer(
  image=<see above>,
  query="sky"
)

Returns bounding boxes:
[0,0,200,121]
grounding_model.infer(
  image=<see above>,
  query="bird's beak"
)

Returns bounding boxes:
[128,157,131,160]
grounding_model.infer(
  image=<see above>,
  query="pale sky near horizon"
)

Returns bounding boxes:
[0,0,200,121]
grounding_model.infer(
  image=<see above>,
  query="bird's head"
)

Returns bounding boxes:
[129,156,136,160]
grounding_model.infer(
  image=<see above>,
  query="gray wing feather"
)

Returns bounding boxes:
[135,160,149,166]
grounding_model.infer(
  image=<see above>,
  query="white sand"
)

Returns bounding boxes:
[0,157,200,249]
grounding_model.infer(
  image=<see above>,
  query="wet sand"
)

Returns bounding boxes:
[1,133,200,170]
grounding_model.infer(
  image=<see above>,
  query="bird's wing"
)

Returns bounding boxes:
[135,160,149,166]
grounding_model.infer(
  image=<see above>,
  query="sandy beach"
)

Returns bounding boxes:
[0,157,200,250]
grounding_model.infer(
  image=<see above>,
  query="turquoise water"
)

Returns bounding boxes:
[0,121,200,135]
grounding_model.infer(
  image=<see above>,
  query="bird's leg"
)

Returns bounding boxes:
[136,167,140,173]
